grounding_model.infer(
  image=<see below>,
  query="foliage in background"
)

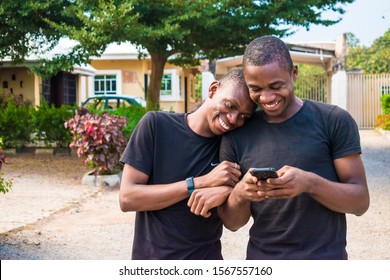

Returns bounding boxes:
[347,29,390,73]
[375,94,390,130]
[86,105,146,139]
[0,138,13,194]
[380,94,390,115]
[195,74,202,103]
[0,0,354,110]
[32,101,77,148]
[0,99,34,148]
[294,64,328,103]
[64,108,127,175]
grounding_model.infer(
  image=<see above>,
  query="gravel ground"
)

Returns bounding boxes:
[0,129,389,260]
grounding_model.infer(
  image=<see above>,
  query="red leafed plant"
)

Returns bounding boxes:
[65,108,127,175]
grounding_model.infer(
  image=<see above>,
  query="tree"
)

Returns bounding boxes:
[1,0,354,110]
[347,29,390,73]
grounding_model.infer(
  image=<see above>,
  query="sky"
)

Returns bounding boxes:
[284,0,390,47]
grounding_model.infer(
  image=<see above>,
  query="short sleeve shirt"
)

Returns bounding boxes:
[120,111,223,259]
[220,100,361,259]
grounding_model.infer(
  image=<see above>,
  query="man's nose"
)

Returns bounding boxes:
[227,111,239,125]
[256,90,276,103]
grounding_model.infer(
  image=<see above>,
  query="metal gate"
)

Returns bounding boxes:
[295,74,329,103]
[347,74,390,128]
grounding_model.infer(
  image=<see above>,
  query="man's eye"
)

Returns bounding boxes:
[226,102,233,109]
[249,87,261,93]
[240,114,250,120]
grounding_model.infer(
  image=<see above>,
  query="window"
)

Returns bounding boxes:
[160,74,172,97]
[94,75,117,95]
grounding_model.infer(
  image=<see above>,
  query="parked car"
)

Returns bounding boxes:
[81,96,146,110]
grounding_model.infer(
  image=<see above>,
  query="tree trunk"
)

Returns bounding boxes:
[147,52,168,111]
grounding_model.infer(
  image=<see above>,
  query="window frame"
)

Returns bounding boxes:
[93,70,122,96]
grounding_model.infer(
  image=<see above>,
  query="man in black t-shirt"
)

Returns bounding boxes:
[218,36,370,259]
[119,69,256,259]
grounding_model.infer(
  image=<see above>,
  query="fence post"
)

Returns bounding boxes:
[331,71,348,110]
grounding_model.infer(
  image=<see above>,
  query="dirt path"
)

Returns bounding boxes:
[0,129,389,260]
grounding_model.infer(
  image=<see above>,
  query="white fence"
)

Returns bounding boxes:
[347,73,390,128]
[295,73,390,128]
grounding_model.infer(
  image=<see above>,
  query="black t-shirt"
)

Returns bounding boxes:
[220,100,361,260]
[120,111,223,259]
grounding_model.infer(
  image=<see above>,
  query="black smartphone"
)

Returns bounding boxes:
[250,167,278,180]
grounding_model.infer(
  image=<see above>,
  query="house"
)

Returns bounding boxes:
[89,42,199,112]
[0,40,199,113]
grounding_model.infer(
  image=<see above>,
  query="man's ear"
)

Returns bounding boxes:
[208,81,220,98]
[292,65,298,81]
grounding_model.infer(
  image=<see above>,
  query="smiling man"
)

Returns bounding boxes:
[119,68,256,260]
[218,36,370,260]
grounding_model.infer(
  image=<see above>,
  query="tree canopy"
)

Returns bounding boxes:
[1,0,354,110]
[346,28,390,74]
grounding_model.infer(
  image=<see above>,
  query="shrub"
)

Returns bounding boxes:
[380,94,390,114]
[87,105,146,139]
[65,108,127,175]
[0,99,34,148]
[375,95,390,130]
[33,101,77,148]
[375,114,390,130]
[0,138,13,194]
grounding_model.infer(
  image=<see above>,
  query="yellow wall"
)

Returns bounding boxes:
[91,59,199,113]
[0,67,35,104]
[90,59,147,99]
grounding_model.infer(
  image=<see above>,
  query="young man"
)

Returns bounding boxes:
[218,36,370,260]
[119,69,256,259]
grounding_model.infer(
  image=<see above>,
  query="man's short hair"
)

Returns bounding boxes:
[219,68,247,90]
[243,36,293,73]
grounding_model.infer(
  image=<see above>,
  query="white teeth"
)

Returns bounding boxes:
[219,117,230,130]
[263,100,280,108]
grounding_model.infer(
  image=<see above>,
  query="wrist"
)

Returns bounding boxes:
[193,176,205,189]
[186,177,195,195]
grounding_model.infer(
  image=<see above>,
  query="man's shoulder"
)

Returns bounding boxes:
[304,99,351,118]
[305,99,336,110]
[143,111,183,122]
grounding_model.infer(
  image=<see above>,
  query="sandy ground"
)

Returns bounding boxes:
[0,129,389,260]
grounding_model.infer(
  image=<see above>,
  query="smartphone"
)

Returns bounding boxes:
[250,167,278,180]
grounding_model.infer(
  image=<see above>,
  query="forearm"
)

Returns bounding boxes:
[218,189,251,231]
[307,173,369,215]
[120,180,189,212]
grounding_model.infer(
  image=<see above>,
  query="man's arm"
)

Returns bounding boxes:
[218,172,267,231]
[307,154,369,215]
[119,160,241,213]
[259,154,370,216]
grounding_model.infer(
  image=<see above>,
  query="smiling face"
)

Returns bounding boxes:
[207,80,256,136]
[244,62,301,123]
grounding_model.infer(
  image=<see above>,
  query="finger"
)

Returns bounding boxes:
[201,210,212,218]
[200,206,212,218]
[187,191,195,207]
[193,199,205,215]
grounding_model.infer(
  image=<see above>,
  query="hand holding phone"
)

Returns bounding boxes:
[250,167,278,181]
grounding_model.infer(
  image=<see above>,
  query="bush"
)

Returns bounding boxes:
[65,108,127,175]
[380,94,390,114]
[0,99,34,148]
[33,101,77,148]
[87,105,146,139]
[375,95,390,130]
[0,138,13,194]
[375,114,390,130]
